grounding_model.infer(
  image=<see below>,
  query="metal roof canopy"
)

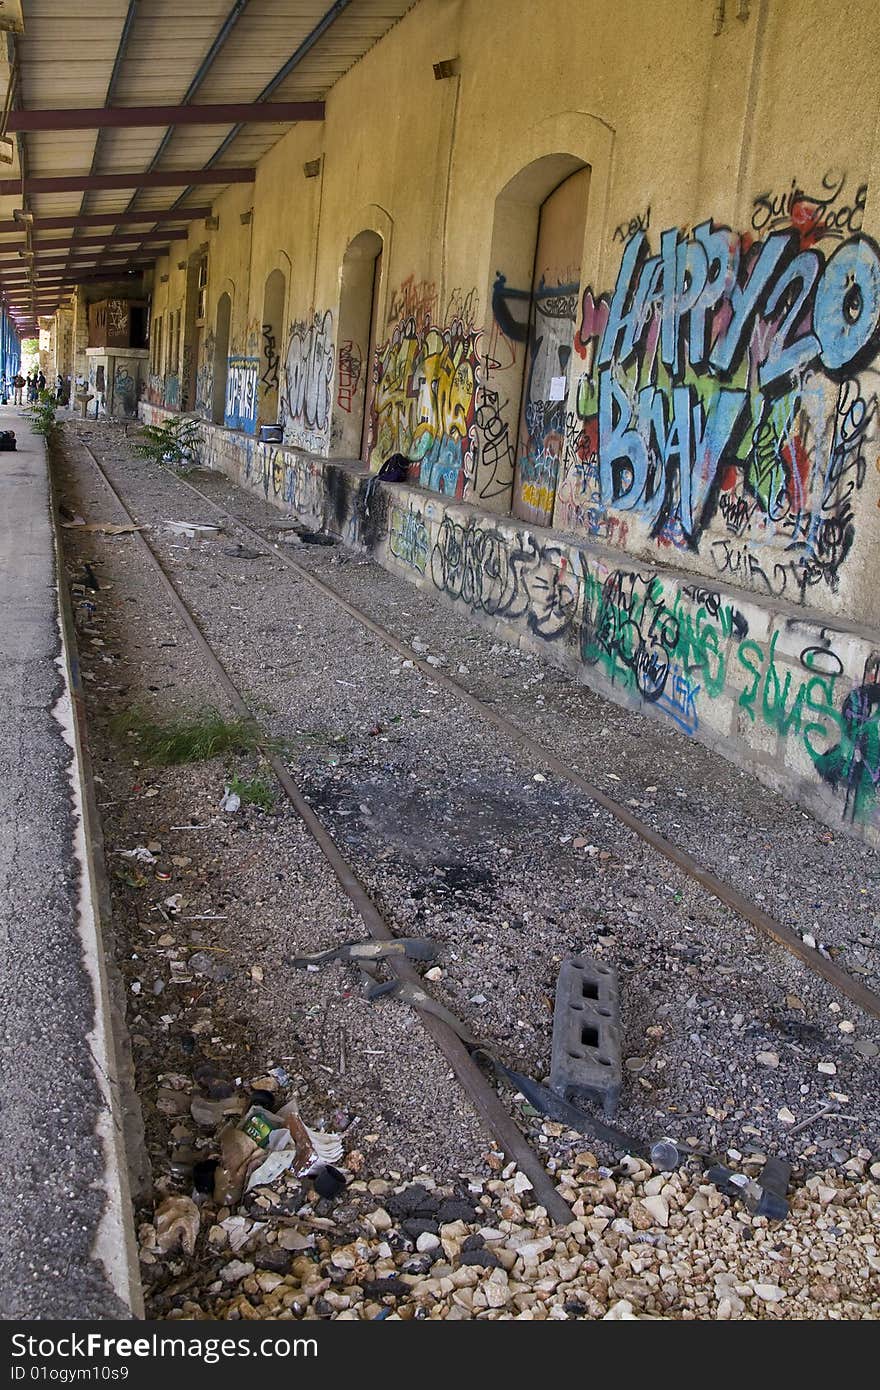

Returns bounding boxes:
[6,1,416,298]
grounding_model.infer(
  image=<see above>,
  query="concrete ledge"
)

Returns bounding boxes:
[0,410,143,1318]
[140,404,880,848]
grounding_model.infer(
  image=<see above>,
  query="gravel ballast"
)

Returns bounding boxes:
[54,420,880,1320]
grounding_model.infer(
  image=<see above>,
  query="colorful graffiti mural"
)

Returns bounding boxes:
[513,274,581,524]
[557,193,880,602]
[369,315,480,498]
[419,505,880,825]
[225,356,259,433]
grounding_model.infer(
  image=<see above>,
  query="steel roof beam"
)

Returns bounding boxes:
[0,168,254,195]
[0,252,169,272]
[0,208,211,233]
[0,231,183,253]
[7,101,324,131]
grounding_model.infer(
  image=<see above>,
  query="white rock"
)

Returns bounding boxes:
[221,1260,254,1283]
[367,1208,392,1232]
[752,1283,785,1303]
[777,1107,796,1125]
[641,1195,669,1228]
[416,1232,440,1253]
[256,1271,283,1293]
[514,1237,553,1261]
[484,1276,511,1308]
[756,1051,779,1068]
[817,1061,837,1075]
[277,1228,314,1251]
[603,1299,638,1319]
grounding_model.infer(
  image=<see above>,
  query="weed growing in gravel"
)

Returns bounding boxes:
[134,415,202,471]
[112,706,269,764]
[225,773,276,811]
[27,391,59,444]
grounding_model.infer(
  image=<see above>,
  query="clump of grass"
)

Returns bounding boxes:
[113,706,268,765]
[226,773,276,811]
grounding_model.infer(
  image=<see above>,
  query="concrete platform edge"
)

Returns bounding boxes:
[47,439,145,1319]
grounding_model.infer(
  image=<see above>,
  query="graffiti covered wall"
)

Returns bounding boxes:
[224,355,259,433]
[368,310,481,498]
[555,179,880,611]
[280,310,334,453]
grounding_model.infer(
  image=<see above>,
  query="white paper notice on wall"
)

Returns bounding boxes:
[549,375,567,401]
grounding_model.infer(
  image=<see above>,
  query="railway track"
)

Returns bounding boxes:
[62,426,880,1229]
[69,430,575,1225]
[72,428,880,1028]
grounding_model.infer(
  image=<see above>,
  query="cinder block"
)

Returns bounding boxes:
[550,956,622,1117]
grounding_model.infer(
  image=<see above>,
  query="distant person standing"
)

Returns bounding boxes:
[36,370,46,394]
[26,373,37,404]
[12,371,25,405]
[55,373,64,404]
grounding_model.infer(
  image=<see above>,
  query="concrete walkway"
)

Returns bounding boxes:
[0,409,141,1318]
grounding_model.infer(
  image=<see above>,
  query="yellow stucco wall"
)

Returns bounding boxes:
[139,0,880,627]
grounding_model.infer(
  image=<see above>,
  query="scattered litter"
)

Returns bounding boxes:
[155,1195,200,1255]
[223,544,265,560]
[162,520,222,537]
[298,530,336,546]
[203,1099,346,1198]
[114,845,157,865]
[189,951,233,982]
[191,1093,247,1128]
[707,1155,791,1221]
[61,519,141,534]
[220,786,241,813]
[289,936,436,968]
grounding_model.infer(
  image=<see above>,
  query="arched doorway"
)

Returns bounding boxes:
[211,291,231,425]
[334,229,382,460]
[513,168,589,525]
[259,268,286,427]
[476,156,590,522]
